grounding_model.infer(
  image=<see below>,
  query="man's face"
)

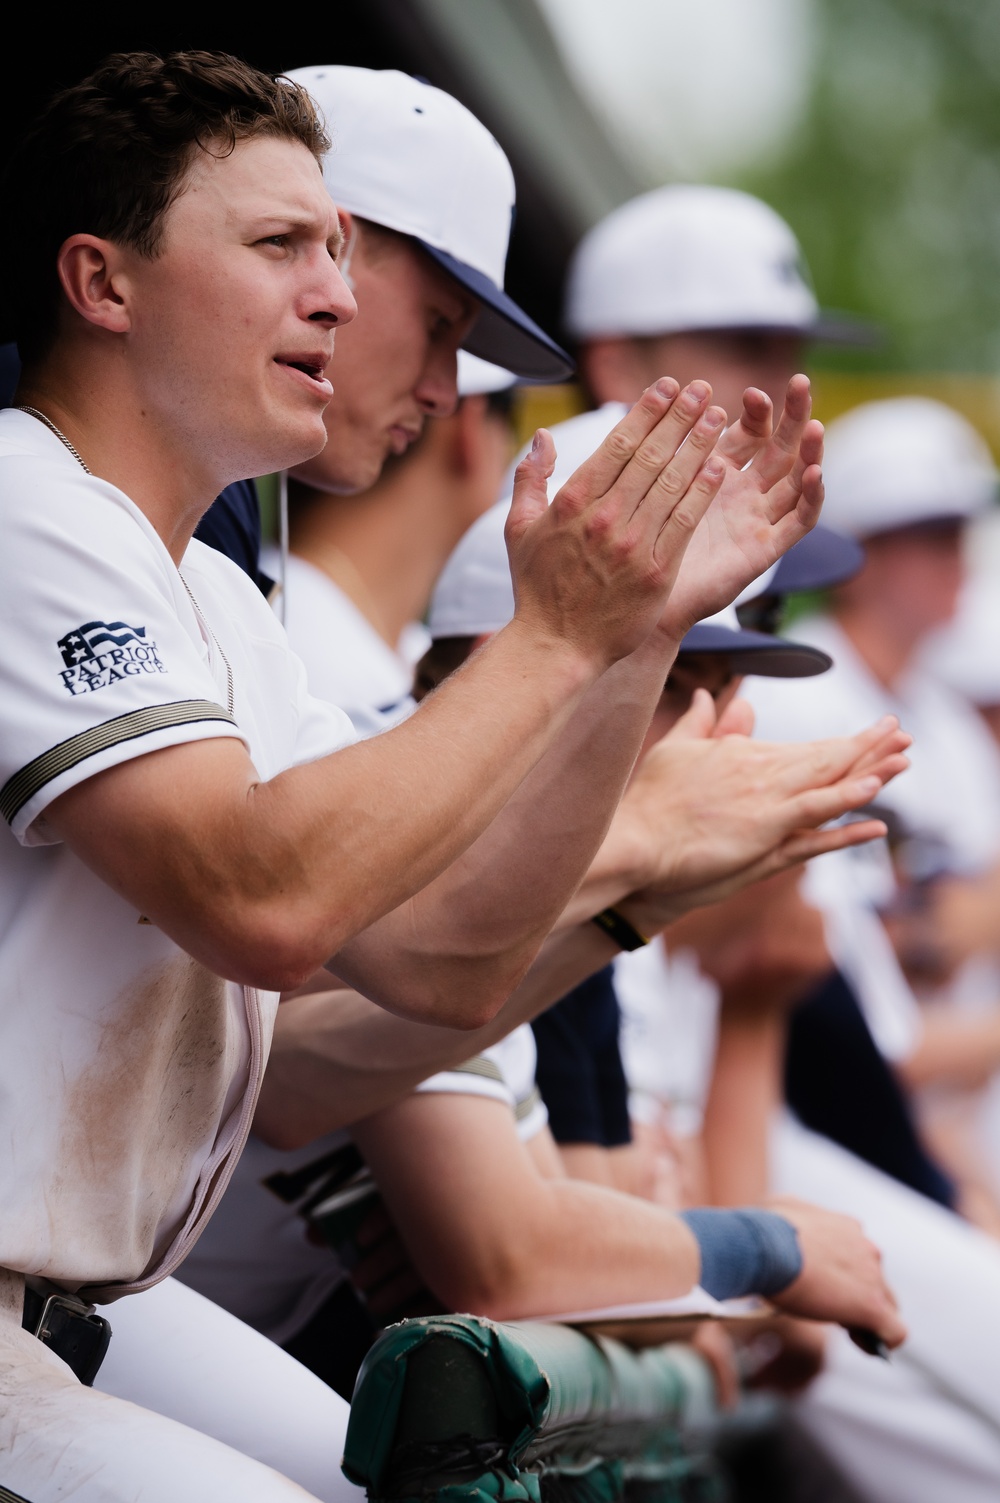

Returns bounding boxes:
[586,329,804,426]
[119,135,356,486]
[841,522,966,643]
[290,225,480,496]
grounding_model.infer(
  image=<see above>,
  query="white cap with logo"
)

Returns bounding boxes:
[287,65,572,383]
[820,396,997,540]
[565,184,868,345]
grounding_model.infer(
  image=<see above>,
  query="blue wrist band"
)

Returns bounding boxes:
[679,1208,803,1300]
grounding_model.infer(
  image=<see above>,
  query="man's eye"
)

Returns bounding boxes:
[258,235,288,249]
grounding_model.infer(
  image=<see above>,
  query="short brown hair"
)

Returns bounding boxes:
[2,50,330,364]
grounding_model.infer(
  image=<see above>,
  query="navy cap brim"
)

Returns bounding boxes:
[678,623,832,678]
[770,525,865,594]
[420,243,575,383]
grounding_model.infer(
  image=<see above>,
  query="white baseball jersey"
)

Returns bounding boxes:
[0,409,356,1302]
[176,1023,545,1344]
[262,546,421,734]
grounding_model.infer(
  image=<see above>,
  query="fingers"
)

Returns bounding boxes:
[507,428,557,539]
[661,686,719,742]
[554,380,726,537]
[714,696,756,738]
[715,386,773,470]
[650,451,727,568]
[553,378,684,507]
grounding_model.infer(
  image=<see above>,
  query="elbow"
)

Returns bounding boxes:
[431,1247,535,1319]
[192,904,346,993]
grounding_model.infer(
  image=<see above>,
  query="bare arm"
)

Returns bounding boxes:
[47,382,725,997]
[900,1008,1000,1091]
[354,1094,701,1318]
[353,1090,905,1344]
[254,923,618,1147]
[331,377,830,1015]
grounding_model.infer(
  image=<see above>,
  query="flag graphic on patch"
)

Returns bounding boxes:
[57,621,167,695]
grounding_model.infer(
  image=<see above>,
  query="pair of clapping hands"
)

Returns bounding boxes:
[509,373,909,925]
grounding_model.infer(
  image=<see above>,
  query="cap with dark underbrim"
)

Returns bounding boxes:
[770,525,865,595]
[681,314,881,349]
[420,244,575,384]
[678,623,832,678]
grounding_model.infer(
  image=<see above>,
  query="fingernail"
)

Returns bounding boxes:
[704,407,725,430]
[686,380,711,403]
[655,377,677,399]
[530,431,542,458]
[858,776,881,797]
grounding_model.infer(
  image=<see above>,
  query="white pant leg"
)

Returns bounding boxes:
[95,1277,363,1503]
[0,1313,319,1502]
[773,1114,1000,1425]
[796,1329,1000,1503]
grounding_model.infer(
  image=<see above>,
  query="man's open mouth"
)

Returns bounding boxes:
[275,356,332,391]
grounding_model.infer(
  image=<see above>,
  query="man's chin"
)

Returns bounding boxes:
[288,439,388,497]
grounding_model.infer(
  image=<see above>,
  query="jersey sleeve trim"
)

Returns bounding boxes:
[0,699,235,825]
[450,1057,505,1086]
[514,1084,544,1124]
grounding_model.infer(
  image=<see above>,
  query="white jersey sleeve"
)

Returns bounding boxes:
[416,1024,547,1141]
[0,419,248,842]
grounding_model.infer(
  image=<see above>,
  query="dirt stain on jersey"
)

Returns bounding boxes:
[49,955,238,1286]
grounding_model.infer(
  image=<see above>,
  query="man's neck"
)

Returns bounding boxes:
[833,604,915,692]
[18,354,222,567]
[290,459,467,650]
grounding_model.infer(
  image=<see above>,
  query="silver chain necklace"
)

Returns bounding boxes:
[16,405,93,474]
[17,403,234,717]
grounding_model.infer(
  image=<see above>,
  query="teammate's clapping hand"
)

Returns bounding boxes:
[658,375,825,640]
[612,692,911,930]
[504,379,728,669]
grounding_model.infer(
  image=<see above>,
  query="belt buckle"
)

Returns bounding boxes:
[28,1289,96,1339]
[25,1287,112,1386]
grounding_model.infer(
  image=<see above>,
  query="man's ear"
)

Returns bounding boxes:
[56,234,132,335]
[450,394,489,476]
[336,209,358,288]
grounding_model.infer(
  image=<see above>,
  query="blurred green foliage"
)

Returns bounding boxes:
[740,0,1000,373]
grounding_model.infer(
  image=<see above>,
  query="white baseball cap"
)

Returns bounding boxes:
[287,65,572,383]
[427,494,828,677]
[565,185,870,345]
[820,397,997,539]
[457,352,517,398]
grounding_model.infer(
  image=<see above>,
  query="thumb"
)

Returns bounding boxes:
[667,686,718,741]
[715,695,755,738]
[506,429,556,543]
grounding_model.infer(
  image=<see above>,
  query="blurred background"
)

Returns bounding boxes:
[6,0,1000,446]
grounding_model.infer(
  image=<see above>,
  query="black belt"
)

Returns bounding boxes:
[22,1285,112,1386]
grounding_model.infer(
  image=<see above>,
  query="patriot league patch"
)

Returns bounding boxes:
[57,621,167,695]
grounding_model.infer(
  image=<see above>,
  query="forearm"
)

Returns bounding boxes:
[254,922,618,1145]
[333,630,680,1003]
[900,1009,1000,1091]
[353,1108,700,1319]
[702,1009,785,1206]
[52,618,599,990]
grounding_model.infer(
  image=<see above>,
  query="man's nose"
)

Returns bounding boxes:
[415,346,460,418]
[307,259,358,330]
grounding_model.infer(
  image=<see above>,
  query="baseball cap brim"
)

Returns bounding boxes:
[770,525,865,595]
[810,312,883,347]
[678,623,832,677]
[421,244,575,383]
